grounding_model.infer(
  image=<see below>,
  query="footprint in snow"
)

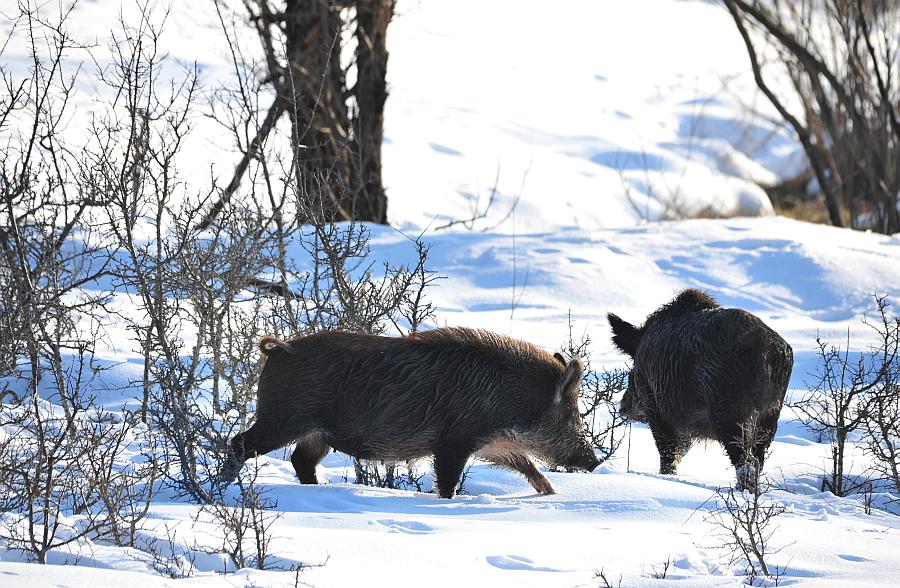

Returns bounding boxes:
[486,555,566,572]
[837,554,868,563]
[371,519,434,534]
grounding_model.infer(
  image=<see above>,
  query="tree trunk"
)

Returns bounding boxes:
[281,0,390,224]
[352,0,393,224]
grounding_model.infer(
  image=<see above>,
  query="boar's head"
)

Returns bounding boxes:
[608,313,648,423]
[529,357,600,472]
[618,372,648,423]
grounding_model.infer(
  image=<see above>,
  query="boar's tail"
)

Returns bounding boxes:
[259,336,294,356]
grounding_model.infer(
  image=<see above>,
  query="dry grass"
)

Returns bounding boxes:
[774,197,835,226]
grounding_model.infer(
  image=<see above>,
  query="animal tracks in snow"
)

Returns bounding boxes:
[371,519,435,534]
[837,554,868,563]
[485,554,567,572]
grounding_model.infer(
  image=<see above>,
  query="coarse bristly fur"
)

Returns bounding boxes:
[608,289,793,492]
[221,327,600,498]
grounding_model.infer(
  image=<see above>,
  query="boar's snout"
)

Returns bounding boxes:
[559,435,600,472]
[573,441,601,472]
[620,390,635,421]
[619,373,645,423]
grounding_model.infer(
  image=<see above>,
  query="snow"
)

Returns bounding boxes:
[3,0,900,586]
[383,0,798,232]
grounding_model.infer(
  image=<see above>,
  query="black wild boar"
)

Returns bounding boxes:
[221,327,600,498]
[608,289,793,491]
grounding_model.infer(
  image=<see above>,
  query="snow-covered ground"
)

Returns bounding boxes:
[7,215,900,587]
[3,0,900,586]
[384,0,802,232]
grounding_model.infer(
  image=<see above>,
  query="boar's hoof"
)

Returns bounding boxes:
[532,477,555,495]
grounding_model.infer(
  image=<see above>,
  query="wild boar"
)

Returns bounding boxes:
[221,327,600,498]
[608,289,793,491]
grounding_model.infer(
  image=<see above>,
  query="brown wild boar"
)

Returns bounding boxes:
[221,327,600,498]
[608,289,793,492]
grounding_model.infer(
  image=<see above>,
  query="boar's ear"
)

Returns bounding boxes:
[554,357,583,404]
[607,313,641,358]
[553,352,567,366]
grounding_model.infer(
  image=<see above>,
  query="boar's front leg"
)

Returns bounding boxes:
[723,411,779,493]
[749,410,780,479]
[479,449,555,495]
[433,442,477,499]
[649,419,691,476]
[497,453,555,495]
[718,420,759,492]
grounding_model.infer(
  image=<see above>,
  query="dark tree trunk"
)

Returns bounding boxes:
[203,1,395,227]
[352,0,393,224]
[280,0,390,224]
[284,0,353,222]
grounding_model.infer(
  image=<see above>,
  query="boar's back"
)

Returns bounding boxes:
[635,308,790,422]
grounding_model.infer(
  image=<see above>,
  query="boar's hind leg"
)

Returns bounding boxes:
[650,420,691,475]
[291,433,330,484]
[750,410,779,474]
[483,452,554,495]
[433,443,477,499]
[734,410,780,493]
[718,417,772,493]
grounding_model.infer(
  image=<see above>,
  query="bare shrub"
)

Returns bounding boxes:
[0,346,161,563]
[650,555,673,580]
[703,423,787,585]
[792,335,875,496]
[0,371,102,563]
[792,295,898,497]
[594,567,623,588]
[706,483,786,585]
[0,2,160,563]
[859,296,900,497]
[139,524,196,579]
[83,6,280,503]
[146,205,281,502]
[433,167,526,232]
[352,459,429,492]
[558,313,628,466]
[722,0,900,233]
[194,460,283,572]
[82,409,162,548]
[350,453,471,496]
[268,219,437,337]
